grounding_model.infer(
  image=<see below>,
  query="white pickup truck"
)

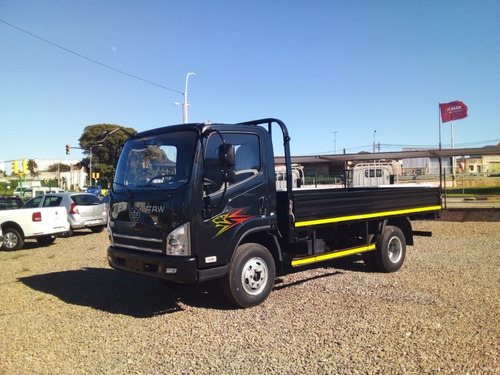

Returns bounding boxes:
[0,206,70,251]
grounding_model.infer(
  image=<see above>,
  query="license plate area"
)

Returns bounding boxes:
[125,257,144,272]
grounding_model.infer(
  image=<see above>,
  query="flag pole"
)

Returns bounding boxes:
[438,103,443,194]
[451,120,456,184]
[438,103,442,150]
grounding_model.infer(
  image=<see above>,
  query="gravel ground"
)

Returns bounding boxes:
[1,211,499,374]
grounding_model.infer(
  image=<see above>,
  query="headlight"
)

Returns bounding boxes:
[166,223,191,256]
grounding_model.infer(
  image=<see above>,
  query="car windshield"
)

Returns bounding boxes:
[114,129,198,192]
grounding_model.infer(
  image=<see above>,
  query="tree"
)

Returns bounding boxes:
[79,124,136,182]
[27,159,38,177]
[46,163,70,172]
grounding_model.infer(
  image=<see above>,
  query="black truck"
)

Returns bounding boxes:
[107,118,441,308]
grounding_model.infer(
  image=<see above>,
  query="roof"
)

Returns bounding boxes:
[275,146,500,164]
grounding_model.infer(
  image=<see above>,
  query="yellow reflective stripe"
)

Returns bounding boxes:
[291,243,376,267]
[294,205,441,228]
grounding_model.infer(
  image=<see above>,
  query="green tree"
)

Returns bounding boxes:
[27,159,38,177]
[46,163,70,172]
[79,124,136,182]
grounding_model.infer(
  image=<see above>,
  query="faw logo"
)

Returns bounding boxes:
[212,209,254,238]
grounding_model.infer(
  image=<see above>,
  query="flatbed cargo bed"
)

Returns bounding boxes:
[278,186,441,230]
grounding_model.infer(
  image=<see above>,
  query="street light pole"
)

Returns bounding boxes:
[183,72,196,123]
[89,144,102,186]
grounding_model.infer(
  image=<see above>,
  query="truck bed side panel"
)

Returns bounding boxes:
[278,187,441,227]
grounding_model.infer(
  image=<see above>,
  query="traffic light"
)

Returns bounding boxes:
[22,158,29,174]
[66,144,70,155]
[11,160,19,174]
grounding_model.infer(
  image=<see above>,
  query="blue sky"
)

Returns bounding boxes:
[1,1,499,173]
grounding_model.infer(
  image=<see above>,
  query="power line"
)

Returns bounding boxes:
[0,19,184,95]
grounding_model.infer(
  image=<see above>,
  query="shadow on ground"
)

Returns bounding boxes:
[18,267,233,317]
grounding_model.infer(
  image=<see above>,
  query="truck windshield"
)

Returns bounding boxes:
[114,130,198,192]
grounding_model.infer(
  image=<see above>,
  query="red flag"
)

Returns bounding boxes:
[439,101,468,123]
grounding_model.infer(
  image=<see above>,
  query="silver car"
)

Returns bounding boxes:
[25,193,107,236]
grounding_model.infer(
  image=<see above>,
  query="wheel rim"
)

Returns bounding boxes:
[241,257,268,295]
[387,236,403,263]
[4,232,18,249]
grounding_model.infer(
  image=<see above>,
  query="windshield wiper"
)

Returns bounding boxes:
[112,181,134,199]
[136,184,173,198]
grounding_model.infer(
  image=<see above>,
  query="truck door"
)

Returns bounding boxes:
[199,131,269,266]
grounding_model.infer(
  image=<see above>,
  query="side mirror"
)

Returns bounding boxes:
[219,144,235,182]
[221,168,235,183]
[219,144,235,167]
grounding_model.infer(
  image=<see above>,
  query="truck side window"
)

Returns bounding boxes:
[204,133,261,193]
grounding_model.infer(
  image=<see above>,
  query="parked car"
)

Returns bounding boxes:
[101,193,110,210]
[24,192,107,237]
[0,196,24,210]
[87,185,102,196]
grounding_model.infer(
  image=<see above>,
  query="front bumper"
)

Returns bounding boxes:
[107,247,198,283]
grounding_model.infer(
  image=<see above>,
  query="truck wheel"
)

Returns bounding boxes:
[61,228,73,238]
[2,228,24,251]
[36,236,56,246]
[375,226,406,272]
[223,243,276,308]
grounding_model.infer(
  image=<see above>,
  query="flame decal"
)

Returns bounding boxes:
[212,209,254,238]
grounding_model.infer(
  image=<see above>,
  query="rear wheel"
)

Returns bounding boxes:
[36,236,56,246]
[91,226,105,233]
[2,228,24,251]
[223,243,275,308]
[61,228,73,238]
[374,226,406,272]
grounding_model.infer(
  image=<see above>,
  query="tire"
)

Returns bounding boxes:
[90,226,105,233]
[374,225,406,273]
[2,228,24,251]
[223,243,276,308]
[36,236,56,246]
[61,228,73,238]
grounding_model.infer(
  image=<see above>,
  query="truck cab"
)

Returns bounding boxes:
[107,122,279,296]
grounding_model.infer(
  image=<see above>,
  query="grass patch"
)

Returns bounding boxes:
[46,254,56,259]
[10,253,26,260]
[444,186,500,196]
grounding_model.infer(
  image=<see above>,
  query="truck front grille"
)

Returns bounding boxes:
[112,233,164,254]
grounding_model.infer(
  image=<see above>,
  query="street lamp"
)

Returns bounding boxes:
[172,72,196,124]
[373,130,377,153]
[183,72,195,123]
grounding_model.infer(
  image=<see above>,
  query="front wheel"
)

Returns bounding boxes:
[223,243,276,308]
[374,226,406,272]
